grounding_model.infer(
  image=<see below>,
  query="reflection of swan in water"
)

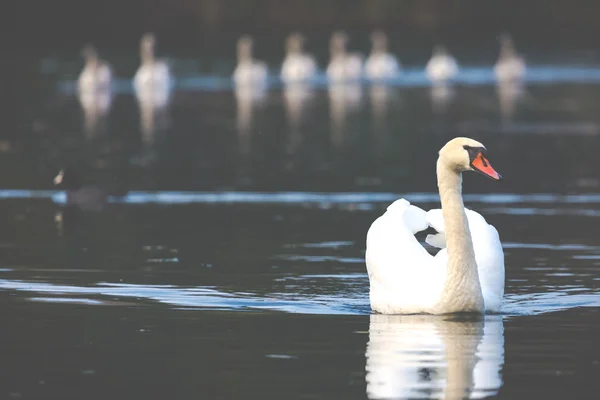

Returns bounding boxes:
[78,87,112,139]
[284,83,314,154]
[235,84,267,156]
[329,83,363,148]
[366,314,504,400]
[430,83,455,114]
[497,80,525,123]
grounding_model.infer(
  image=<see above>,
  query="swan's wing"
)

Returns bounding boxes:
[366,199,444,312]
[425,208,505,311]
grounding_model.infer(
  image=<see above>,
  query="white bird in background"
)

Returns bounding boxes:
[366,137,505,315]
[326,31,364,82]
[233,35,269,88]
[78,44,112,93]
[77,45,112,138]
[281,32,317,84]
[133,33,173,102]
[426,45,459,83]
[494,34,526,83]
[365,30,401,81]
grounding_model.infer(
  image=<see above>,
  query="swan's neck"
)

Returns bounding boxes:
[436,161,484,313]
[141,46,155,65]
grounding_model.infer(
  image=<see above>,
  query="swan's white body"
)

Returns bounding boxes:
[365,138,505,314]
[78,62,112,93]
[365,31,401,81]
[133,34,173,102]
[365,53,401,81]
[494,35,525,83]
[327,32,363,82]
[495,56,525,82]
[233,35,268,87]
[134,61,172,94]
[366,199,504,314]
[281,54,317,83]
[426,49,458,83]
[233,60,268,87]
[327,54,363,82]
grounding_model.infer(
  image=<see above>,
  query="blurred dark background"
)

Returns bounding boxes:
[11,0,600,58]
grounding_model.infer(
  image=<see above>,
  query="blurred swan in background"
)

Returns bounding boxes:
[281,32,317,84]
[426,45,459,83]
[133,33,173,101]
[365,30,401,81]
[78,45,112,93]
[494,34,526,83]
[327,31,363,82]
[366,314,504,399]
[77,45,112,138]
[233,35,268,88]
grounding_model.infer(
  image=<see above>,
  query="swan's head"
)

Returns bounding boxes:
[237,35,254,61]
[438,137,502,180]
[498,34,516,57]
[81,45,99,64]
[330,31,348,55]
[286,32,305,54]
[140,33,156,61]
[141,33,156,50]
[370,30,388,53]
[432,45,448,57]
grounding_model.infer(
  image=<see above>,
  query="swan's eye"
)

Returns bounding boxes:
[463,145,471,150]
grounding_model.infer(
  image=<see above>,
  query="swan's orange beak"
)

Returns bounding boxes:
[471,153,502,181]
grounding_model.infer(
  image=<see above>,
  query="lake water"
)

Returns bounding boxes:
[1,60,600,399]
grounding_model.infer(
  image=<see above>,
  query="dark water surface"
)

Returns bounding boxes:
[2,61,600,399]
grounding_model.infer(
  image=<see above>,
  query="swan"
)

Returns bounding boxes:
[426,45,459,83]
[133,33,173,96]
[281,32,317,84]
[326,31,363,82]
[365,137,505,314]
[78,45,112,93]
[365,30,401,81]
[233,35,268,87]
[494,34,526,83]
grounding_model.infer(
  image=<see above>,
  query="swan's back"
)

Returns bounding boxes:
[365,53,401,80]
[234,61,268,86]
[366,200,445,314]
[495,56,526,82]
[78,62,112,92]
[281,54,317,83]
[327,54,363,82]
[426,55,458,82]
[134,61,172,93]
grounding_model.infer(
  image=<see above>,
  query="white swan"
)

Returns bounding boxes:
[365,30,401,81]
[326,31,363,82]
[366,137,505,314]
[133,33,173,102]
[426,45,459,83]
[281,32,317,84]
[78,45,112,92]
[494,34,526,83]
[233,35,268,87]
